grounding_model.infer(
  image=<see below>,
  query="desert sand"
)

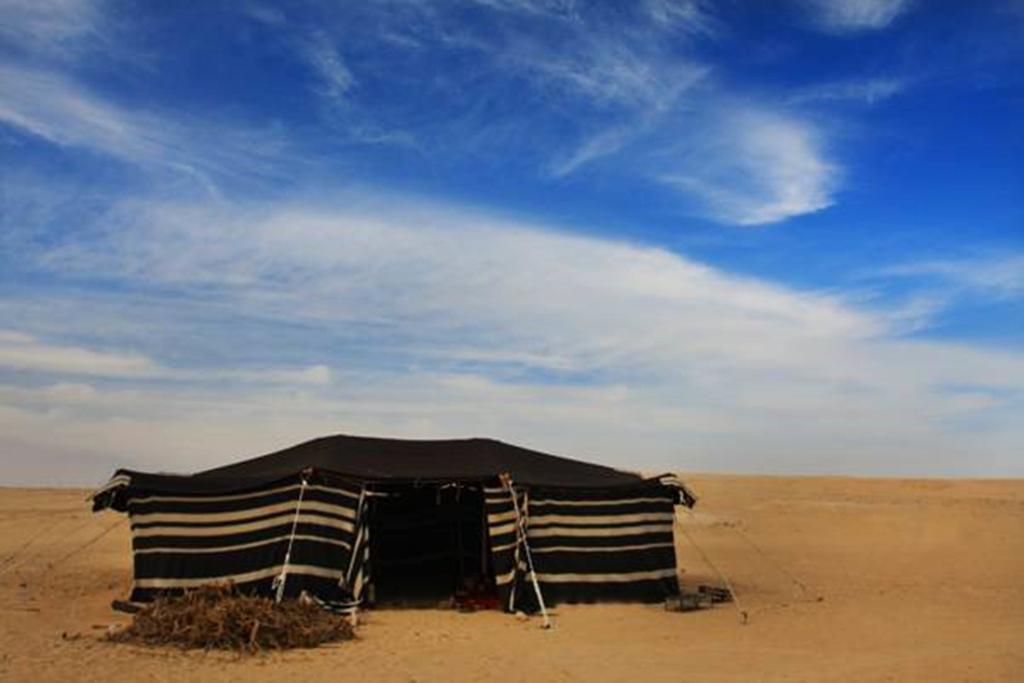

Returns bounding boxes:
[1,475,1021,682]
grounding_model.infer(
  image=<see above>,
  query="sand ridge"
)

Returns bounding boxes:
[1,475,1022,682]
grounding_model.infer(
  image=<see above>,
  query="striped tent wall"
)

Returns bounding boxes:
[525,484,680,604]
[125,473,370,607]
[485,482,681,610]
[483,484,528,611]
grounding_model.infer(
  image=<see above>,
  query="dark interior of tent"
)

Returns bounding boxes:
[369,483,497,607]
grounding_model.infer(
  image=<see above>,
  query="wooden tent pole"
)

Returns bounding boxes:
[274,474,308,603]
[501,473,551,629]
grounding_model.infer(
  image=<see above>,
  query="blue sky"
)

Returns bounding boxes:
[0,0,1021,484]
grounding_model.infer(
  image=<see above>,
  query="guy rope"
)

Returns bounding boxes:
[675,511,748,625]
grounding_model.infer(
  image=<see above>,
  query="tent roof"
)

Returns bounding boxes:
[94,433,663,503]
[191,434,643,488]
[93,434,697,511]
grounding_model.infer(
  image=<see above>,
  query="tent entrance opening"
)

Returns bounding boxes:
[371,484,493,606]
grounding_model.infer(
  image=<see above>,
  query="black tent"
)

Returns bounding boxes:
[92,434,696,614]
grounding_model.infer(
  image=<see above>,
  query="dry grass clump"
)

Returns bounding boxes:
[108,584,354,653]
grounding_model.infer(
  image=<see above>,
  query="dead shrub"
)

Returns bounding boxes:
[107,584,355,653]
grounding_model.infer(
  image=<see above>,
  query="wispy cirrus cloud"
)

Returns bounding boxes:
[2,193,1022,479]
[1,0,1018,485]
[249,0,841,227]
[302,31,356,103]
[0,63,296,194]
[643,0,718,35]
[881,253,1024,300]
[1,1,844,226]
[0,329,333,386]
[453,4,835,225]
[0,0,104,58]
[658,106,839,225]
[0,330,158,377]
[789,77,908,105]
[800,0,913,32]
[548,125,641,178]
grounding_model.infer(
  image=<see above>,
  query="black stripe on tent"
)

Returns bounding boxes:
[127,486,359,515]
[538,578,677,605]
[525,501,674,517]
[491,551,518,578]
[530,546,677,575]
[528,531,674,550]
[129,506,355,530]
[130,521,355,550]
[527,518,674,531]
[488,531,517,548]
[526,487,668,502]
[133,539,350,580]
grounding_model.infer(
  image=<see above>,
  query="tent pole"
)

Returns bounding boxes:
[502,474,551,629]
[274,473,309,603]
[480,488,489,577]
[454,484,465,587]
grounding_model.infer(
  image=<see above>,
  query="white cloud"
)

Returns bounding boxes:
[659,107,838,225]
[0,1,1019,483]
[38,197,879,367]
[0,2,838,228]
[0,329,335,387]
[0,0,102,58]
[466,3,836,225]
[470,0,577,16]
[644,0,717,35]
[237,365,335,386]
[303,32,355,103]
[0,64,292,193]
[242,3,286,26]
[548,125,639,177]
[1,195,1021,480]
[790,77,907,105]
[801,0,912,31]
[501,37,707,113]
[0,331,158,377]
[881,254,1024,300]
[494,13,837,225]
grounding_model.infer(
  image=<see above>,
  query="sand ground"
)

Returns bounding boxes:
[0,475,1021,682]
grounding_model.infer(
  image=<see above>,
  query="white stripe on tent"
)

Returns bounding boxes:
[527,523,672,538]
[486,509,518,525]
[528,497,673,507]
[130,500,356,526]
[133,563,347,589]
[130,512,354,538]
[488,521,516,537]
[535,568,677,583]
[529,512,675,526]
[495,569,515,585]
[90,474,131,498]
[129,482,359,505]
[530,541,675,554]
[132,533,352,555]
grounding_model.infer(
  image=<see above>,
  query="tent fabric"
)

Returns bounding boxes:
[485,481,681,609]
[93,435,655,511]
[123,471,370,604]
[91,434,696,611]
